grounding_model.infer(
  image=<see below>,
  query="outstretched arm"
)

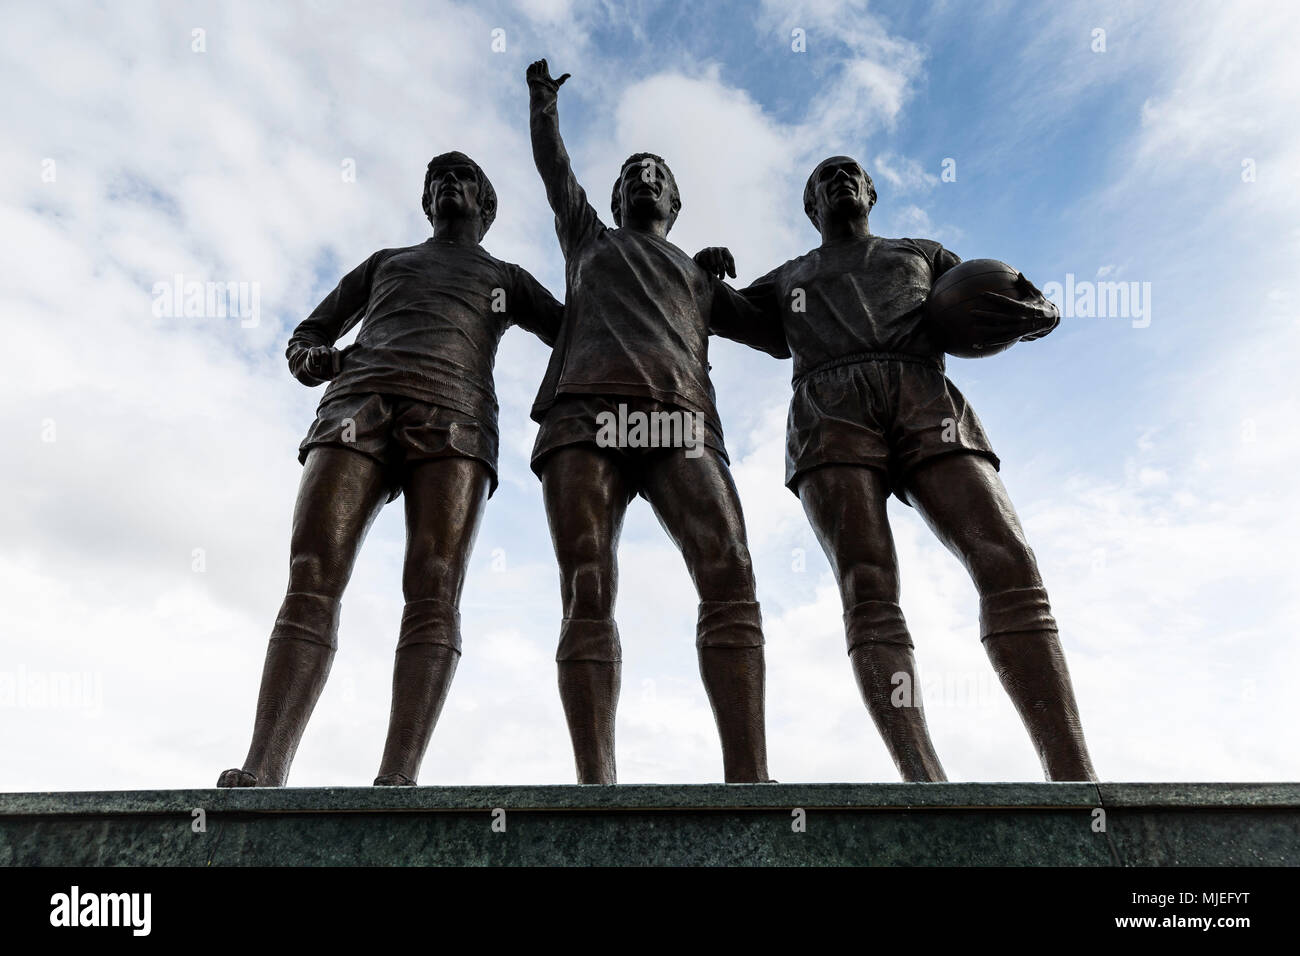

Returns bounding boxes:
[697,247,791,359]
[286,251,381,385]
[526,58,603,257]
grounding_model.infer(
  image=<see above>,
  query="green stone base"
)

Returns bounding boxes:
[1,783,1296,866]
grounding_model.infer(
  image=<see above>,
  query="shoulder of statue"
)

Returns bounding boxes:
[900,236,944,255]
[781,246,825,273]
[497,257,528,279]
[367,245,407,263]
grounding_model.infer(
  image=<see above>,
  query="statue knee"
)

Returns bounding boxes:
[287,551,350,599]
[843,599,912,653]
[402,554,462,605]
[696,600,763,648]
[979,586,1057,642]
[397,598,461,654]
[556,617,621,662]
[838,559,899,608]
[693,542,757,603]
[271,591,343,650]
[966,537,1042,593]
[560,555,617,618]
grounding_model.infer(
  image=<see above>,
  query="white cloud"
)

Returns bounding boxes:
[871,150,938,193]
[759,0,926,134]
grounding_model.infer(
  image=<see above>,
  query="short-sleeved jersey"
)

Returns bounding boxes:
[736,236,962,378]
[527,89,782,432]
[287,239,562,433]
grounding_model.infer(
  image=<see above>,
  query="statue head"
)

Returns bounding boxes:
[804,155,876,233]
[611,152,681,232]
[422,151,497,239]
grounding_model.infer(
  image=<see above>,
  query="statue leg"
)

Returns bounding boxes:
[373,457,491,786]
[641,448,771,783]
[904,453,1098,782]
[541,446,632,785]
[798,465,947,782]
[220,446,389,787]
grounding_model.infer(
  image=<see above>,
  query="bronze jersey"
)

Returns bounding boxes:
[288,239,562,433]
[737,235,961,377]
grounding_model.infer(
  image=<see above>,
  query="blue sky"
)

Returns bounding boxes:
[2,0,1297,789]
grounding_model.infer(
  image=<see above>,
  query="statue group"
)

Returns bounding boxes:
[217,60,1097,789]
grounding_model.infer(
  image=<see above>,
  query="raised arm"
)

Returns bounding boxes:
[526,58,603,258]
[286,250,382,385]
[507,263,565,347]
[698,248,791,359]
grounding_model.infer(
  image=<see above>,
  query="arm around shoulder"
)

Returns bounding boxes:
[508,263,564,347]
[709,267,791,360]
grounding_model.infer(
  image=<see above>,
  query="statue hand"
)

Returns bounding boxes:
[694,246,736,280]
[289,344,343,385]
[526,58,570,95]
[969,273,1060,344]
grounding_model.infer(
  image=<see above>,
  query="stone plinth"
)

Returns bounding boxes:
[1,783,1296,866]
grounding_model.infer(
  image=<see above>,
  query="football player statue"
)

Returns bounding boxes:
[697,155,1098,782]
[526,59,785,784]
[217,152,562,787]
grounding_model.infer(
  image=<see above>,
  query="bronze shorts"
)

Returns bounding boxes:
[299,392,498,502]
[530,394,728,492]
[786,358,999,505]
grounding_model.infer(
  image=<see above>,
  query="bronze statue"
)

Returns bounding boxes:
[698,156,1098,782]
[525,60,785,784]
[217,152,562,787]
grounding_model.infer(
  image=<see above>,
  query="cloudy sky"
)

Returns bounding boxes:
[2,0,1297,791]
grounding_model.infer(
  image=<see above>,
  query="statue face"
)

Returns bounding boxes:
[428,161,482,223]
[813,156,872,227]
[618,157,676,226]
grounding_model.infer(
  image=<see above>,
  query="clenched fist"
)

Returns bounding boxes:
[287,344,343,386]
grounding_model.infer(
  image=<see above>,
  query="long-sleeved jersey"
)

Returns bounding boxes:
[728,236,962,377]
[287,239,563,432]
